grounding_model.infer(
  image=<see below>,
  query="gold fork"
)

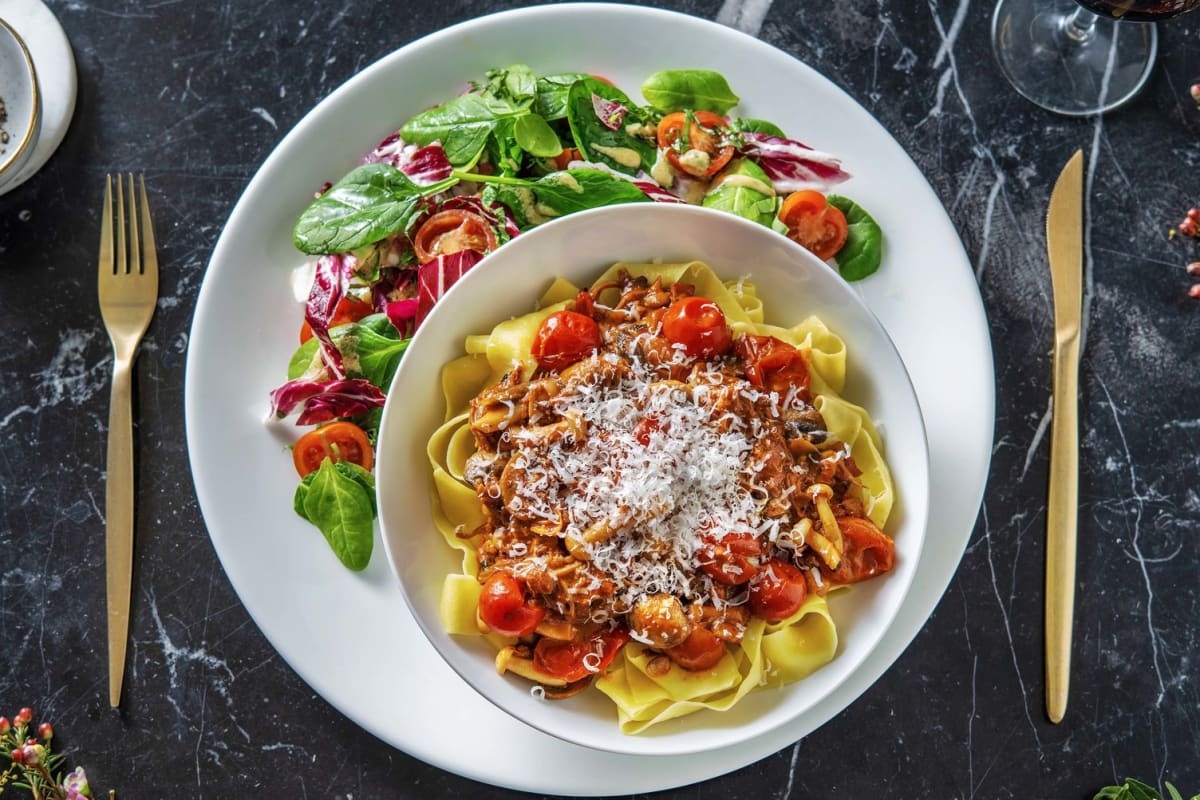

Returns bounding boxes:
[98,174,158,708]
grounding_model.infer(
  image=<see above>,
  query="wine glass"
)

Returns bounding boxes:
[992,0,1200,116]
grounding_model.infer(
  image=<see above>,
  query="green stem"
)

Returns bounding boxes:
[451,170,531,187]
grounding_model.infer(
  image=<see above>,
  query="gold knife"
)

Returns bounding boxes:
[1044,149,1083,724]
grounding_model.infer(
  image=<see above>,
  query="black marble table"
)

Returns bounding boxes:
[2,1,1198,797]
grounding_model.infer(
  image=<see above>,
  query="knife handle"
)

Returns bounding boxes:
[1045,332,1079,723]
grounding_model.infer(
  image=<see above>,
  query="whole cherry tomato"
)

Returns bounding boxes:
[778,190,849,261]
[697,532,761,586]
[749,559,809,622]
[734,334,811,398]
[292,421,374,478]
[661,296,732,359]
[478,572,545,637]
[665,626,726,671]
[531,310,602,372]
[533,627,630,682]
[412,209,498,264]
[656,111,735,178]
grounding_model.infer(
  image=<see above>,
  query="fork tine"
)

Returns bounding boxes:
[99,175,113,276]
[138,175,158,280]
[115,174,127,275]
[126,174,140,276]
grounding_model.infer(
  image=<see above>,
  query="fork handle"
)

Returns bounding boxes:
[106,356,134,708]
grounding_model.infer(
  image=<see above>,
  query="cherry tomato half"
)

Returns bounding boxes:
[697,532,761,586]
[824,516,896,586]
[412,209,498,264]
[478,572,545,638]
[531,310,602,372]
[665,626,726,671]
[533,627,630,683]
[292,421,374,478]
[778,190,849,261]
[634,416,662,447]
[550,146,582,171]
[749,559,809,623]
[734,334,811,398]
[656,111,735,178]
[299,294,374,344]
[661,296,732,359]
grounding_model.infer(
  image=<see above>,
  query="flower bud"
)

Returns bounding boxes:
[37,722,53,741]
[14,708,32,726]
[1191,83,1200,103]
[21,743,44,765]
[1189,284,1200,299]
[1187,262,1200,277]
[63,766,91,798]
[0,716,10,734]
[10,747,24,764]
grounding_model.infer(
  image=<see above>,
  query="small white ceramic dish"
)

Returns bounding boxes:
[0,15,40,192]
[375,203,931,756]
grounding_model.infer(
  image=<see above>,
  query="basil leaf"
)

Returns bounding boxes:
[301,458,375,571]
[491,168,650,228]
[534,72,588,120]
[731,117,787,138]
[566,78,656,176]
[293,164,443,255]
[828,194,883,281]
[702,158,777,227]
[514,113,564,158]
[641,69,740,114]
[401,93,520,166]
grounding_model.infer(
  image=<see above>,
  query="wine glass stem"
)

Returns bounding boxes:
[1062,7,1098,43]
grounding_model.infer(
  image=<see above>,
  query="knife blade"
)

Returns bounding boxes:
[1044,149,1083,724]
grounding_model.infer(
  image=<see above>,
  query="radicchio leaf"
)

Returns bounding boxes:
[738,132,850,192]
[305,254,353,379]
[385,298,419,338]
[416,250,485,327]
[362,135,454,186]
[591,93,629,131]
[270,378,387,425]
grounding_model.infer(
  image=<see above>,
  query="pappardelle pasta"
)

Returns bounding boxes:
[428,261,895,733]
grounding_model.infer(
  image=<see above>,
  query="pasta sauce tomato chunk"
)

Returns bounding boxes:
[457,269,895,705]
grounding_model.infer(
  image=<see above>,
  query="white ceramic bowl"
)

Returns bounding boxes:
[376,203,930,756]
[0,16,40,192]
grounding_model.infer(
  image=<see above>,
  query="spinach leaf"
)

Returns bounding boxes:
[400,92,521,166]
[514,112,564,158]
[288,337,321,381]
[287,314,410,391]
[701,158,777,227]
[294,458,375,570]
[730,117,787,138]
[501,64,536,103]
[486,116,524,176]
[827,195,883,281]
[641,69,740,114]
[566,78,656,176]
[293,164,452,255]
[534,72,588,120]
[487,168,650,228]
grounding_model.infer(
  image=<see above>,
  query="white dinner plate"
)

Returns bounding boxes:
[185,4,993,794]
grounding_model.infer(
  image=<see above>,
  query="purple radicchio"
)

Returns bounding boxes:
[304,254,353,379]
[362,134,454,186]
[591,93,629,131]
[436,195,521,240]
[416,249,485,327]
[737,132,850,193]
[270,378,387,425]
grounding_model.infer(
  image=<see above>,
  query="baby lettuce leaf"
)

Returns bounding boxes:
[295,458,375,571]
[293,165,454,255]
[534,72,588,120]
[400,93,522,166]
[641,69,740,114]
[566,78,656,176]
[827,194,883,281]
[702,158,777,227]
[490,168,650,228]
[514,112,564,158]
[731,117,788,138]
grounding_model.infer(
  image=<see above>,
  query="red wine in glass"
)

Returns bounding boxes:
[1074,0,1200,21]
